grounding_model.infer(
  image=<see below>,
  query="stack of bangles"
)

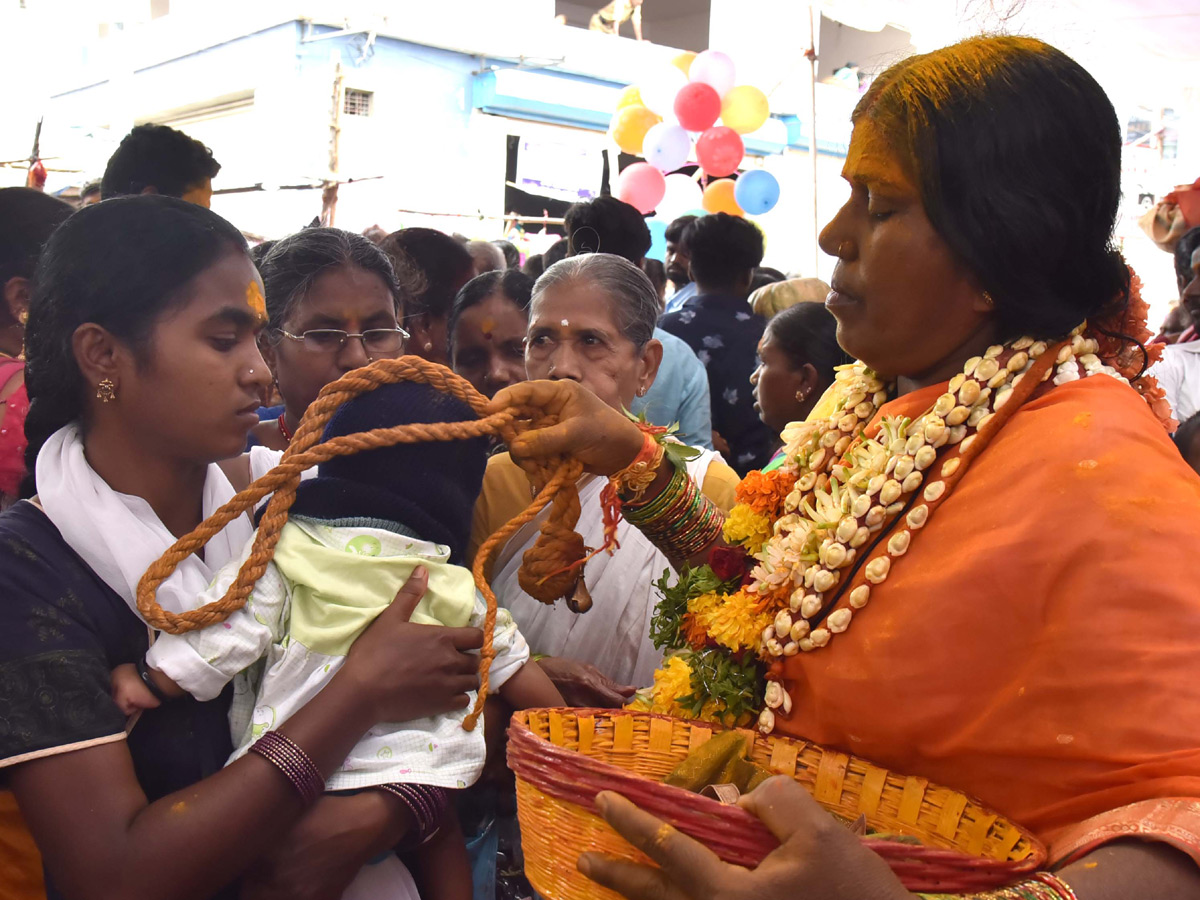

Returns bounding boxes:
[376,782,449,847]
[248,731,447,846]
[917,873,1079,900]
[613,432,724,559]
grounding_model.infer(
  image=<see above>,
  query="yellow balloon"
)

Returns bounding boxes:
[611,105,662,156]
[721,85,771,135]
[702,179,744,217]
[671,52,697,77]
[616,84,644,111]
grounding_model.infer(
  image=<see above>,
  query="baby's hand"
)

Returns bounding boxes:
[110,663,162,716]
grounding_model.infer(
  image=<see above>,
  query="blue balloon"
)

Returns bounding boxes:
[734,169,781,215]
[647,217,668,262]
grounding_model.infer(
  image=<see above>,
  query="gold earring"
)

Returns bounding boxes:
[96,378,116,403]
[17,311,28,325]
[982,290,995,309]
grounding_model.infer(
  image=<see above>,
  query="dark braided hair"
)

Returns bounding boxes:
[21,195,246,496]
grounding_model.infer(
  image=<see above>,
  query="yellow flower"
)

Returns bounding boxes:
[722,504,771,552]
[694,589,773,653]
[687,590,722,617]
[639,656,696,718]
[633,656,750,727]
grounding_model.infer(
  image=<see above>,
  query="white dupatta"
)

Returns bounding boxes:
[491,449,720,689]
[35,423,264,622]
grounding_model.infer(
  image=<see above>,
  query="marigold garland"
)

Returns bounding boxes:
[692,589,773,653]
[734,469,793,518]
[721,505,773,553]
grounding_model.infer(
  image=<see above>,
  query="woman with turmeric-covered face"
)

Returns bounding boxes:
[491,36,1200,900]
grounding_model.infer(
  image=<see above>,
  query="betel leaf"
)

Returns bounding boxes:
[663,440,703,467]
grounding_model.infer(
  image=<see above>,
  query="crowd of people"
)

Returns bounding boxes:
[0,32,1199,900]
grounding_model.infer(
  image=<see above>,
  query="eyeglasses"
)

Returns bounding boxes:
[278,326,410,355]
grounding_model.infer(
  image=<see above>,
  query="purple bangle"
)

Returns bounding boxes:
[248,730,325,805]
[377,783,448,845]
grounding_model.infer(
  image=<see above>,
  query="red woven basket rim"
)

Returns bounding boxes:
[508,707,1046,893]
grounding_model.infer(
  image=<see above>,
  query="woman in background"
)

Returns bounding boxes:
[248,228,410,451]
[449,269,533,399]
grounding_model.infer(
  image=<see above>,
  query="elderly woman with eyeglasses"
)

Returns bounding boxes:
[249,228,414,451]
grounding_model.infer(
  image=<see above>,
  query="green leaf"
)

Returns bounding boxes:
[663,441,703,466]
[649,564,736,651]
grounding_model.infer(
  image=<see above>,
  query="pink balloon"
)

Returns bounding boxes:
[695,126,744,177]
[689,50,737,98]
[674,81,721,133]
[616,162,667,215]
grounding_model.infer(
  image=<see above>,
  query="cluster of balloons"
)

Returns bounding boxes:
[610,50,782,223]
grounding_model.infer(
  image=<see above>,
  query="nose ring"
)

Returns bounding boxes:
[837,241,852,258]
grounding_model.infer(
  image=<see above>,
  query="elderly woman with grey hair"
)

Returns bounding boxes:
[468,253,739,706]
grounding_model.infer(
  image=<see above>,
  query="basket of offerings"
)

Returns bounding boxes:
[508,707,1045,899]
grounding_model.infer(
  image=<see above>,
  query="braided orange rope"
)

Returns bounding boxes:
[135,356,591,731]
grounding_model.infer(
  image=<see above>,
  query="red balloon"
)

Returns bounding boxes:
[695,126,745,177]
[673,81,721,133]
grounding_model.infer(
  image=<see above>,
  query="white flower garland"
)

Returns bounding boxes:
[752,326,1130,734]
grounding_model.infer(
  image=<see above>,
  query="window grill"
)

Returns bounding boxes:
[344,88,373,117]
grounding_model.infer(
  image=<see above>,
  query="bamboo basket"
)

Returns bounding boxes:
[508,708,1045,899]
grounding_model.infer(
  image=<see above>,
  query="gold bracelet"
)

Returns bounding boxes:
[611,434,665,503]
[916,872,1079,900]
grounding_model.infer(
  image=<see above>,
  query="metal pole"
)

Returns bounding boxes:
[808,4,820,274]
[322,62,344,226]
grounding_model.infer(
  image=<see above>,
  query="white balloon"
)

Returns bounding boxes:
[638,65,688,118]
[657,173,703,221]
[642,123,691,173]
[689,50,737,99]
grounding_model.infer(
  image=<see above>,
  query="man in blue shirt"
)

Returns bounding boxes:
[660,212,774,474]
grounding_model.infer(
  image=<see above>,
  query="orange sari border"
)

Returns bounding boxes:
[1051,798,1200,868]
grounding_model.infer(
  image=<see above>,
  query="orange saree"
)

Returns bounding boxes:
[777,374,1200,863]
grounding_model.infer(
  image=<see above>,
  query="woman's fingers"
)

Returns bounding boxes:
[738,776,828,845]
[487,379,573,418]
[578,853,690,900]
[507,419,583,463]
[592,792,726,897]
[585,673,638,708]
[445,625,486,652]
[447,674,481,695]
[383,566,428,622]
